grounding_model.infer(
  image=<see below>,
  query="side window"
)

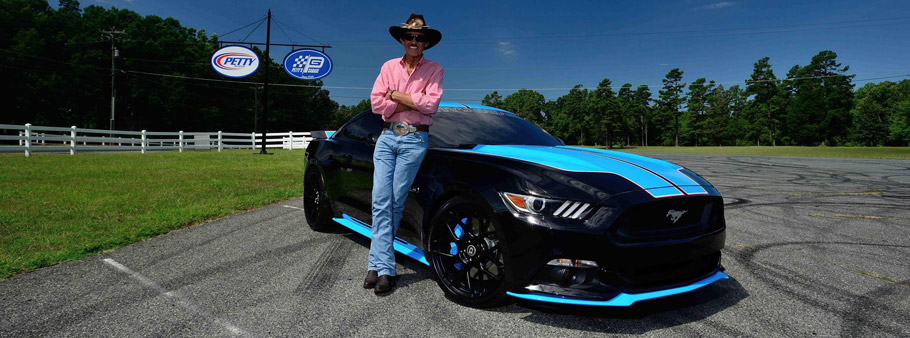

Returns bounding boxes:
[338,112,383,143]
[338,115,367,142]
[361,113,384,138]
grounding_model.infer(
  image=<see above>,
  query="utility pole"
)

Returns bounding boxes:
[102,28,125,131]
[259,9,272,154]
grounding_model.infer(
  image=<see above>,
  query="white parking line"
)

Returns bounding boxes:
[282,205,304,210]
[102,258,248,336]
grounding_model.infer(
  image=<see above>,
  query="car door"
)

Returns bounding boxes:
[324,112,381,221]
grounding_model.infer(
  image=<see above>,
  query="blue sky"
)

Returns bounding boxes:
[85,0,910,106]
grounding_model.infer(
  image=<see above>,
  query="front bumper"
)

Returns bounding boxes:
[507,270,729,306]
[497,195,727,306]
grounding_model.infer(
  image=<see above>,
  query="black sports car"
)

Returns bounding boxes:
[303,102,728,308]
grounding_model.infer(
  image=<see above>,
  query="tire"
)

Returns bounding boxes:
[303,167,334,231]
[426,196,511,308]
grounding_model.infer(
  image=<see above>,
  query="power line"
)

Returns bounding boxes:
[218,16,266,38]
[240,18,266,42]
[272,17,326,46]
[273,19,296,45]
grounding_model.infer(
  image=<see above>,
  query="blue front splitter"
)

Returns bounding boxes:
[333,214,728,307]
[507,270,729,307]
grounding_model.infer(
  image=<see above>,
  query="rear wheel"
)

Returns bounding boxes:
[304,167,334,231]
[427,196,511,308]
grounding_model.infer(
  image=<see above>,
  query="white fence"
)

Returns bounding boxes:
[0,123,316,157]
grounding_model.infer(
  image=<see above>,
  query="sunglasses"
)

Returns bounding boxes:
[402,34,426,43]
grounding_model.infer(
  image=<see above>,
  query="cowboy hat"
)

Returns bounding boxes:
[389,14,442,50]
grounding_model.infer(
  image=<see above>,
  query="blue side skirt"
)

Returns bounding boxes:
[332,214,429,266]
[332,214,728,307]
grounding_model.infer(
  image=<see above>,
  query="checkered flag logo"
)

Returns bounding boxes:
[293,56,306,68]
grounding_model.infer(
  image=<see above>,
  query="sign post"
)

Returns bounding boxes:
[211,9,332,155]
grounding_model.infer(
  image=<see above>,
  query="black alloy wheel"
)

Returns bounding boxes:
[427,196,510,308]
[304,167,333,231]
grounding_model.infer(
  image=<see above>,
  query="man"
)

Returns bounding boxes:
[365,14,444,294]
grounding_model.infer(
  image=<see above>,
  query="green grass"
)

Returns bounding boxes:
[583,146,910,160]
[0,149,304,279]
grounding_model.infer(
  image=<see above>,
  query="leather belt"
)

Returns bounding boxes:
[384,121,429,135]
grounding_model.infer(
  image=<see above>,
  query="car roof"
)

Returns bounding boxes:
[438,102,513,114]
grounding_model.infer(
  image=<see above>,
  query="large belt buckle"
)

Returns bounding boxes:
[391,121,415,136]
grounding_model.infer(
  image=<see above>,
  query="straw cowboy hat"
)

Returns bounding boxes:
[389,14,442,49]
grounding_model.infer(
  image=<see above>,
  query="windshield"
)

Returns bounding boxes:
[429,108,561,148]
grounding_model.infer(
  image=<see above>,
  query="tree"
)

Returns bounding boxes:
[888,80,910,146]
[633,85,652,146]
[481,91,503,108]
[784,50,855,145]
[703,84,732,145]
[745,57,784,146]
[851,80,910,146]
[1,0,340,132]
[657,68,685,146]
[850,82,893,145]
[501,89,546,125]
[685,78,713,146]
[591,78,619,148]
[616,83,635,146]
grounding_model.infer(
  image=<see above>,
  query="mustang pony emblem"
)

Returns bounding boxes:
[666,210,688,224]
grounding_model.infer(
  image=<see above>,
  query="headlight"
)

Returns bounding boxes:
[499,192,595,220]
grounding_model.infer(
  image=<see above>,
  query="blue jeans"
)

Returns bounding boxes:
[369,129,429,276]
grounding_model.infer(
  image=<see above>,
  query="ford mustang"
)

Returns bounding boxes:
[303,102,728,308]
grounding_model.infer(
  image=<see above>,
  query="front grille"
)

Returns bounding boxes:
[609,196,724,243]
[608,252,722,292]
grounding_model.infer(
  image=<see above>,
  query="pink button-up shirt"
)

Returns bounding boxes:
[370,56,444,126]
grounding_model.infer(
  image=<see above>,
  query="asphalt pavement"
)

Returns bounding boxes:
[1,153,908,337]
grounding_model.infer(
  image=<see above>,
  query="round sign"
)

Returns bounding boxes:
[211,45,260,78]
[283,49,333,81]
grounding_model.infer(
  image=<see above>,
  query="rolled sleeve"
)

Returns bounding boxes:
[410,67,444,116]
[371,63,397,118]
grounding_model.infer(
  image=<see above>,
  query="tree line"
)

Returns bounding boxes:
[1,0,348,133]
[482,54,910,147]
[3,0,909,146]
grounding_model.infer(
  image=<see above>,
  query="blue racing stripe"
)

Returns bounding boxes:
[333,214,429,266]
[462,103,512,114]
[438,145,684,198]
[558,146,710,195]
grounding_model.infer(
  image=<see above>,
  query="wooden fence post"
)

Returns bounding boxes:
[141,130,147,154]
[179,130,184,153]
[218,131,223,152]
[70,126,76,155]
[251,132,256,149]
[24,123,31,157]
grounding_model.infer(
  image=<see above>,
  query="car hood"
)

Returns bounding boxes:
[436,145,713,199]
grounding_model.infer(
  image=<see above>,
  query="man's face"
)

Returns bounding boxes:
[400,31,426,57]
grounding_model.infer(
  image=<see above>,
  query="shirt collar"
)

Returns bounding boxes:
[399,55,424,68]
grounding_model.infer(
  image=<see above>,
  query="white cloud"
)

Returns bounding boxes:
[496,41,516,57]
[705,2,734,9]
